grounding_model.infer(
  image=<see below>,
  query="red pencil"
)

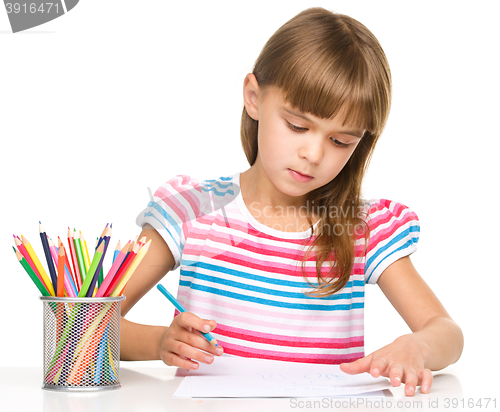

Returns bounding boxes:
[103,242,139,297]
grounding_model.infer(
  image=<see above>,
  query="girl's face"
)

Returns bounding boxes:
[247,83,365,205]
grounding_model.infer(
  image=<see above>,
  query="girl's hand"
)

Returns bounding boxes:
[340,334,432,396]
[159,311,223,369]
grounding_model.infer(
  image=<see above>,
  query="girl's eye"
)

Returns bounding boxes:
[286,121,307,132]
[287,120,350,148]
[331,138,350,148]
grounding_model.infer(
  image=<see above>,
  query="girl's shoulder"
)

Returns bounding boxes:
[360,198,419,226]
[361,199,420,284]
[153,173,239,198]
[151,173,240,217]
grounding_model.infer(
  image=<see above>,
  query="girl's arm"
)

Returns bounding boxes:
[340,256,464,396]
[120,224,222,368]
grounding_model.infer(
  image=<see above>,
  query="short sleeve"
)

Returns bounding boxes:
[135,175,207,271]
[364,199,420,284]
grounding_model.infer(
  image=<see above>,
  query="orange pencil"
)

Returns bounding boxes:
[57,240,66,297]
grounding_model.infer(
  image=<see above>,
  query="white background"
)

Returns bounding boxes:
[1,0,498,398]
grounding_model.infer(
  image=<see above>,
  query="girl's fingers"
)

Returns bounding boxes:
[164,340,215,368]
[419,368,433,394]
[176,312,216,335]
[369,357,388,378]
[162,352,200,370]
[340,354,372,374]
[388,363,403,387]
[403,368,418,397]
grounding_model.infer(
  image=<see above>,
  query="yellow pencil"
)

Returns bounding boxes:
[110,240,151,297]
[21,235,55,296]
[80,231,91,273]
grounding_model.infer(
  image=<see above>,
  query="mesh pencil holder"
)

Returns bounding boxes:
[40,296,125,391]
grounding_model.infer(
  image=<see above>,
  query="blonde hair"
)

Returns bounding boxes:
[240,7,392,296]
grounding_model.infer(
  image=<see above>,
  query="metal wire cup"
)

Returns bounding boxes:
[40,296,125,391]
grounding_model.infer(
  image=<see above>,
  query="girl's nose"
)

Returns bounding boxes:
[298,136,323,164]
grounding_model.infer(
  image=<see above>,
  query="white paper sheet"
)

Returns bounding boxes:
[174,355,391,398]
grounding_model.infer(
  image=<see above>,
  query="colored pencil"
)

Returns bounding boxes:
[78,242,105,297]
[14,248,51,296]
[21,235,55,296]
[58,236,78,295]
[97,224,111,288]
[57,242,65,297]
[157,283,218,346]
[103,242,139,297]
[67,228,82,291]
[73,229,87,281]
[80,231,91,274]
[112,240,121,264]
[48,237,77,297]
[86,228,111,297]
[111,240,152,297]
[95,241,130,297]
[39,222,58,291]
[14,235,46,289]
[56,238,78,297]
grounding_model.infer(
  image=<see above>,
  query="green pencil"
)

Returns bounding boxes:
[14,247,51,296]
[78,242,104,297]
[73,229,87,282]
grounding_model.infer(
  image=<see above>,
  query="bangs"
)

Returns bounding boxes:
[253,10,391,137]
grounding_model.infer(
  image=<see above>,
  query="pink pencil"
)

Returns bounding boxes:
[95,241,131,297]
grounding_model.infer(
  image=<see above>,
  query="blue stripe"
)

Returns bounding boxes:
[183,259,364,292]
[143,211,181,255]
[201,186,235,197]
[366,240,417,283]
[145,201,183,235]
[179,280,364,311]
[366,225,419,273]
[180,269,364,301]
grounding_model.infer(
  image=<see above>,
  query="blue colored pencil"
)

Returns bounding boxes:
[112,240,121,264]
[157,284,218,346]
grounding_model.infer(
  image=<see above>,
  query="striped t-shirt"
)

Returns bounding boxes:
[136,172,420,364]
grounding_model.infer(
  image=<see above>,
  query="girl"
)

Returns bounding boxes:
[121,7,463,397]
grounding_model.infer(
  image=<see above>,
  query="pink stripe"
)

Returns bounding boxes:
[367,212,416,255]
[215,323,364,347]
[180,302,364,335]
[183,243,366,278]
[192,219,369,258]
[178,290,363,323]
[218,341,364,364]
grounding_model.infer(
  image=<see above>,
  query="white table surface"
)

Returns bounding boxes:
[1,361,491,412]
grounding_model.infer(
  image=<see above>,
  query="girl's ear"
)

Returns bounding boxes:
[243,73,260,121]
